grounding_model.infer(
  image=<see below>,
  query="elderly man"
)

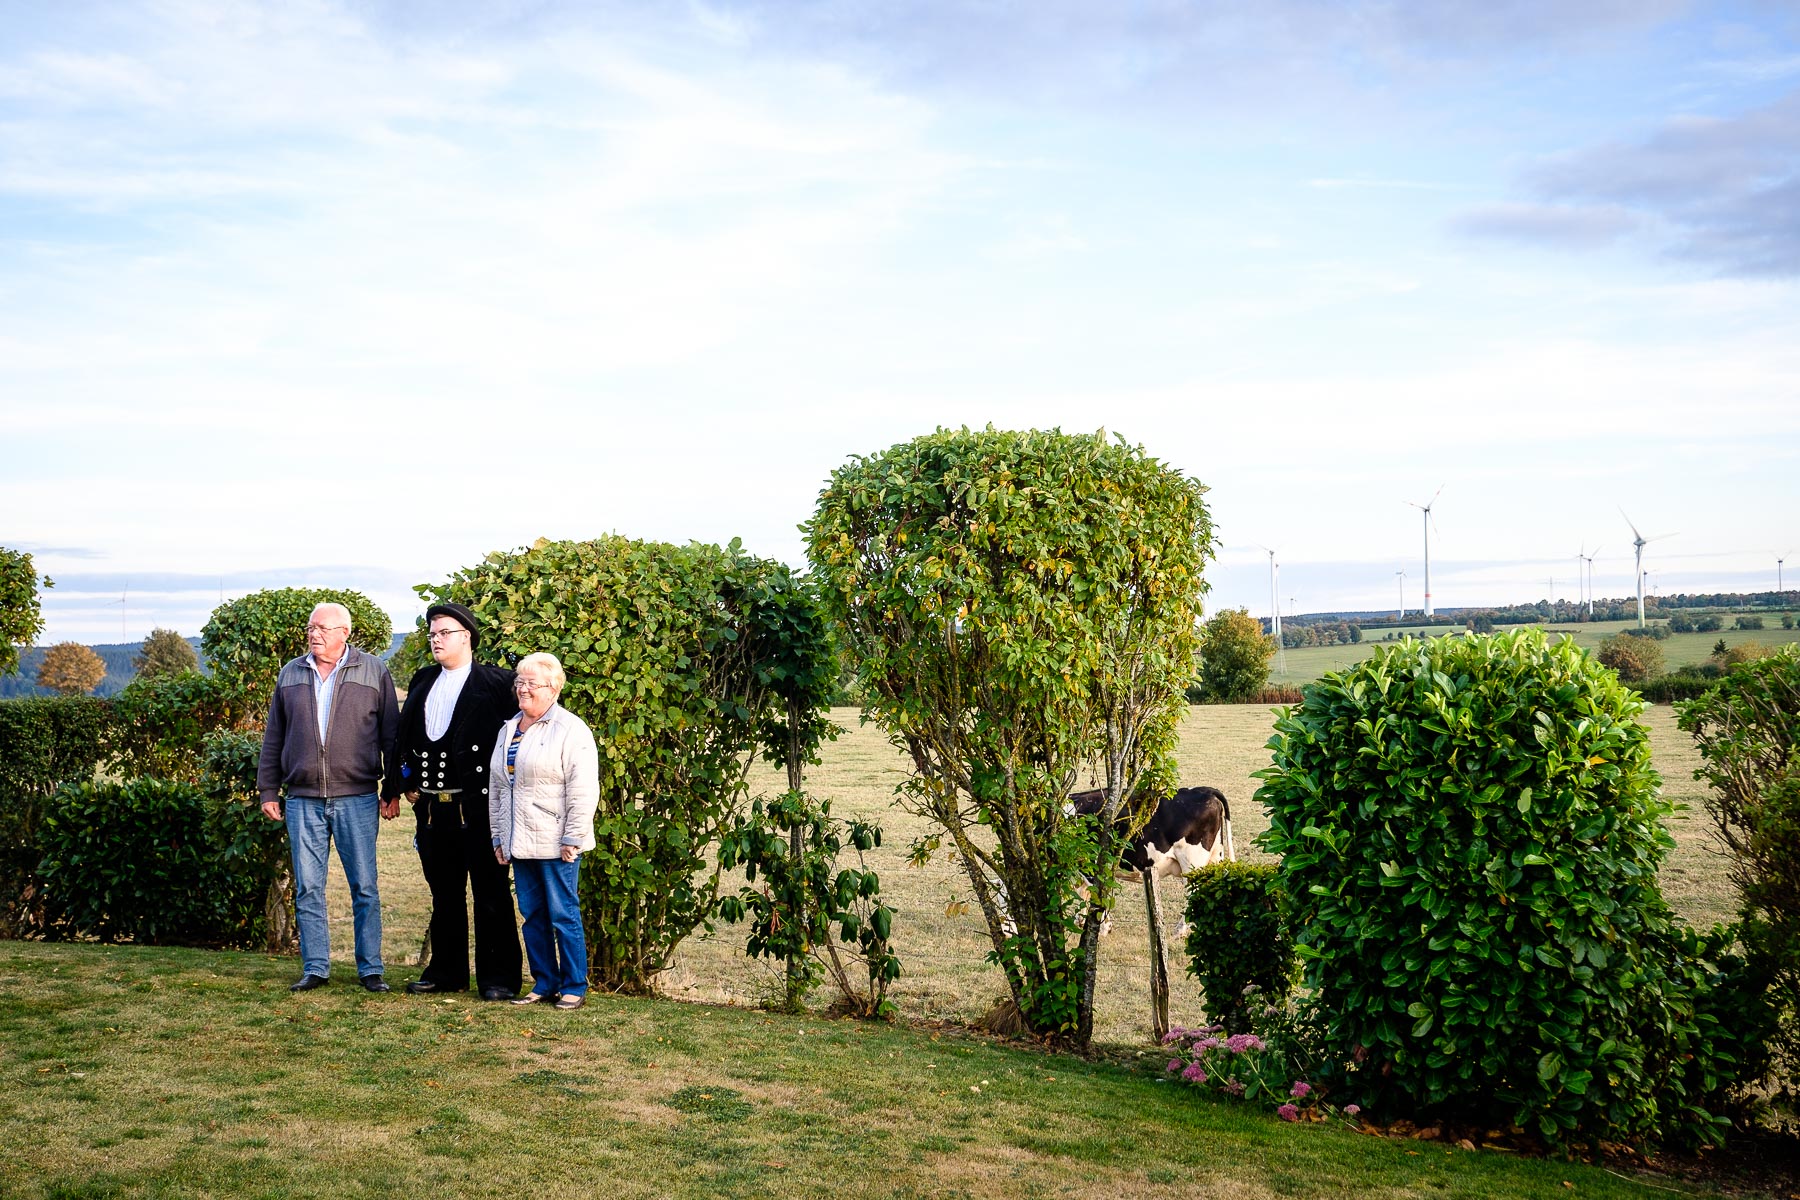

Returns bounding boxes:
[385,602,521,1001]
[258,601,401,992]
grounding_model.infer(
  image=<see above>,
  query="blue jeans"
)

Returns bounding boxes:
[513,856,587,998]
[286,792,384,979]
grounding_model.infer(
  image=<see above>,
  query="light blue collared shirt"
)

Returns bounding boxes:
[305,649,346,742]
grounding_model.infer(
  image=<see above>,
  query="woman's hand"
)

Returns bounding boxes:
[494,846,509,865]
[560,844,577,864]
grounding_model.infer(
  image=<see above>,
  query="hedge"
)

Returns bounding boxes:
[0,696,114,937]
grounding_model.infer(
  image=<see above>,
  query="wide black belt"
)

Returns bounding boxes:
[426,788,465,831]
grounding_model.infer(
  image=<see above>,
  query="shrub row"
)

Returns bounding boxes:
[0,683,268,947]
[0,696,115,938]
[37,773,283,947]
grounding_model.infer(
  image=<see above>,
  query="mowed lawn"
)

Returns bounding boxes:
[0,703,1763,1199]
[0,940,1730,1200]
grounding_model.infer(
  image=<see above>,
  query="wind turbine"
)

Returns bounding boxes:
[1407,486,1443,618]
[1395,569,1407,620]
[1254,545,1285,675]
[106,583,129,645]
[1580,545,1602,618]
[1620,511,1674,628]
[1779,552,1792,593]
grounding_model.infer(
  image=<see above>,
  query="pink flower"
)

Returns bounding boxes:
[1167,1059,1183,1073]
[1343,1104,1361,1117]
[1222,1033,1265,1054]
[1277,1103,1299,1122]
[1223,1078,1245,1097]
[1181,1062,1208,1084]
[1289,1081,1311,1098]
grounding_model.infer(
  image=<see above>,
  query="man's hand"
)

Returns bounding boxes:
[260,800,282,822]
[379,798,400,820]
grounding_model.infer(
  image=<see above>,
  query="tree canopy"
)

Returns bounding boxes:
[133,628,199,679]
[37,642,106,696]
[0,547,50,678]
[1195,607,1275,702]
[201,589,392,715]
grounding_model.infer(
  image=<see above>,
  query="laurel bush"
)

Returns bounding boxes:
[1258,629,1759,1147]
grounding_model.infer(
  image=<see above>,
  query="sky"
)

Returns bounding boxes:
[3,0,1797,645]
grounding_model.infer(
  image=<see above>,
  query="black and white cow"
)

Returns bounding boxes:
[986,786,1236,939]
[1068,785,1236,880]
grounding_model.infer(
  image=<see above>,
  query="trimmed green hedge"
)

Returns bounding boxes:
[37,778,282,947]
[1639,666,1723,704]
[0,696,114,938]
[1182,861,1295,1031]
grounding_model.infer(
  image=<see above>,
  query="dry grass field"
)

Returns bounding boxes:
[325,703,1738,1050]
[1273,620,1798,685]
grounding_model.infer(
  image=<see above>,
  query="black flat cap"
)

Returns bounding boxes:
[425,602,480,652]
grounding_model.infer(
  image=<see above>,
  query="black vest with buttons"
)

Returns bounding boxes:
[387,661,518,835]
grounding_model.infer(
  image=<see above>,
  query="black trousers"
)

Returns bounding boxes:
[415,800,522,994]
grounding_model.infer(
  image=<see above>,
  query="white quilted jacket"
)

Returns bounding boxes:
[487,704,600,861]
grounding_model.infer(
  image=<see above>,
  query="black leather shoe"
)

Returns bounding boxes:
[290,974,329,992]
[404,980,443,994]
[359,974,391,993]
[479,986,516,1002]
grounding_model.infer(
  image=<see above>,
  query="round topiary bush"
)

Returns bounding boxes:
[1258,629,1749,1146]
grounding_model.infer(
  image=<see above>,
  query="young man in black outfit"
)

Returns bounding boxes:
[386,602,522,1000]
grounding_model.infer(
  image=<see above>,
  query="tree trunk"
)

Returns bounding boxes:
[784,725,808,1012]
[263,866,298,954]
[1143,869,1170,1041]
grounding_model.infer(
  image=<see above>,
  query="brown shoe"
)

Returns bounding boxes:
[510,991,554,1006]
[554,994,585,1011]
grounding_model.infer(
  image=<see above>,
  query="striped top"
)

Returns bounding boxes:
[506,726,526,780]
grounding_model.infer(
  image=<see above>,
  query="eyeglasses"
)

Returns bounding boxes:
[305,624,348,635]
[513,680,553,695]
[426,628,467,642]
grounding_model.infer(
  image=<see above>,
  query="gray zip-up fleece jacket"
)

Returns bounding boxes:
[257,646,401,804]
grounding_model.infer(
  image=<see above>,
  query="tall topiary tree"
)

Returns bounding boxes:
[414,536,836,994]
[1259,630,1755,1147]
[806,427,1212,1046]
[1196,607,1275,702]
[201,589,391,716]
[0,547,50,678]
[37,642,106,695]
[132,628,198,679]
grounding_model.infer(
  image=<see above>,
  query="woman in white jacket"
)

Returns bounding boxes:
[489,652,599,1010]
